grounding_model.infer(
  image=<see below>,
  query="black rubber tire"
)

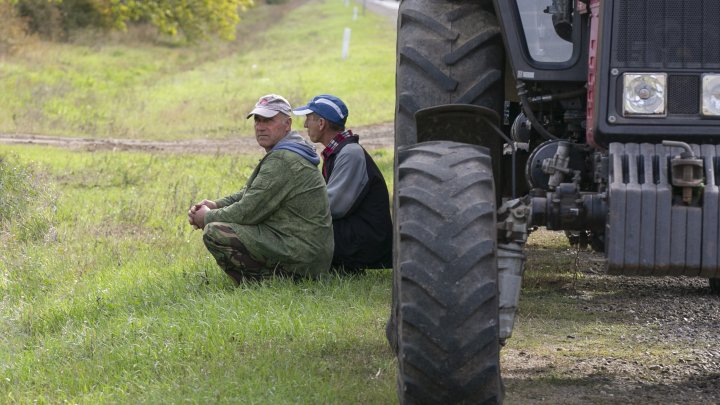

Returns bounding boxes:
[709,278,720,295]
[395,0,504,149]
[394,141,502,404]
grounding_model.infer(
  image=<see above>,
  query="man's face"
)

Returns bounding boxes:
[254,113,291,151]
[303,113,323,144]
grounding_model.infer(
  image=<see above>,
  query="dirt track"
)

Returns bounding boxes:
[0,122,394,153]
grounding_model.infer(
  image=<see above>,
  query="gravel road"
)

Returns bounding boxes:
[505,244,720,404]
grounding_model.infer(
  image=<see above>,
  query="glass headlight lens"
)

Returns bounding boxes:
[622,73,667,116]
[702,74,720,117]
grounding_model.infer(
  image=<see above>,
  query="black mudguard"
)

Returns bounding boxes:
[415,104,502,146]
[414,103,517,203]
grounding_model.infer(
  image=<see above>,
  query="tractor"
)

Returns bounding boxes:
[388,0,720,403]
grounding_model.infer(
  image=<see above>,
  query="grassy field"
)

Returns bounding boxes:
[0,145,397,403]
[0,0,396,140]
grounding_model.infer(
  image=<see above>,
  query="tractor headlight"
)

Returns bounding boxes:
[622,73,667,117]
[701,74,720,117]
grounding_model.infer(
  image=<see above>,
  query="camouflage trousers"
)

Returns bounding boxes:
[203,222,286,283]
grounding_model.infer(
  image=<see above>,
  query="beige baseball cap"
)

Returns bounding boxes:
[246,94,292,118]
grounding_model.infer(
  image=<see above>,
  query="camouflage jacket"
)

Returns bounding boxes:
[204,133,334,277]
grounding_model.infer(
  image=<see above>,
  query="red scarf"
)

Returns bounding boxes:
[321,129,354,178]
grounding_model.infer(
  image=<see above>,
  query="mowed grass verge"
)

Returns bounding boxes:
[0,0,396,140]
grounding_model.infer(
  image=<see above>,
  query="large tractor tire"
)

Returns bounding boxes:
[395,0,504,149]
[394,141,502,404]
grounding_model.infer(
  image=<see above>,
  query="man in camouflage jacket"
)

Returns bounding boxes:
[188,94,333,282]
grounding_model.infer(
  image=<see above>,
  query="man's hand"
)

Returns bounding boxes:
[188,200,217,229]
[197,199,218,210]
[190,205,211,229]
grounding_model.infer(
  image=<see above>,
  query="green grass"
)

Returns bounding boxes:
[0,144,397,403]
[0,0,396,140]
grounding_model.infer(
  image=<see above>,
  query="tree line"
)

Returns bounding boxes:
[0,0,278,50]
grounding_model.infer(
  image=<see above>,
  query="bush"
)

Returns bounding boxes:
[112,0,254,41]
[0,1,31,55]
[9,0,254,42]
[14,0,109,41]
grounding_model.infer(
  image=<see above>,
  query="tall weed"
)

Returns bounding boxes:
[0,153,57,243]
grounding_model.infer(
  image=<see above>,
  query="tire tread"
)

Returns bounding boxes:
[396,141,501,404]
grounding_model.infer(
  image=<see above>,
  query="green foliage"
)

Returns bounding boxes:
[10,0,253,41]
[0,0,31,55]
[0,3,398,396]
[108,0,254,41]
[15,0,109,40]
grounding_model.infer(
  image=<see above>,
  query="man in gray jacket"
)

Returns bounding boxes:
[188,94,334,282]
[293,94,392,271]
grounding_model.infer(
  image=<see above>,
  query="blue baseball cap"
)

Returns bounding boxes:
[293,95,349,127]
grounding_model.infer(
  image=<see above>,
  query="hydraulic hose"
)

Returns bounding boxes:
[516,80,559,141]
[486,120,518,199]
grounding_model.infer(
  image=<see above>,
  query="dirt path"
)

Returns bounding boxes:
[0,122,394,153]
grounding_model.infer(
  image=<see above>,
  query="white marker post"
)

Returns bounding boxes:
[341,27,351,60]
[353,6,358,20]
